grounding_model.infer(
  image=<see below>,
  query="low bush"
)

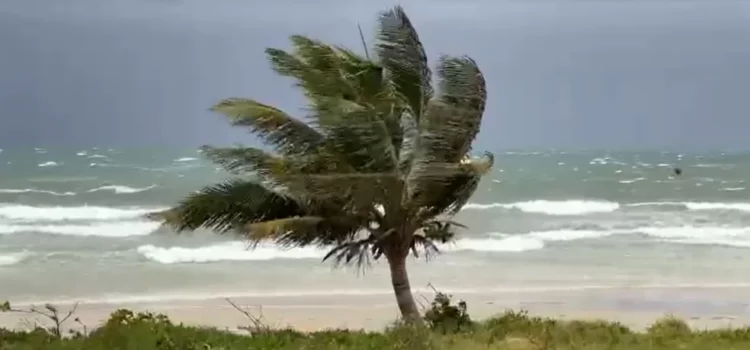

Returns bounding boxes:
[2,296,750,349]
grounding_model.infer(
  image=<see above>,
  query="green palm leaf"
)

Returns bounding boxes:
[148,179,304,233]
[429,55,487,160]
[211,98,324,155]
[403,55,490,213]
[375,5,432,122]
[245,215,366,248]
[200,146,283,176]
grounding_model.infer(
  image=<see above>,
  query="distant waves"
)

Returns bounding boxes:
[0,184,158,196]
[2,199,750,267]
[464,199,750,215]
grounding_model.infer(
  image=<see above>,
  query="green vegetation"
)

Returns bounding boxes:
[3,295,750,349]
[147,4,492,321]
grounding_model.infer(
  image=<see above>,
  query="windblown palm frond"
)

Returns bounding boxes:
[375,5,432,122]
[266,35,404,177]
[200,146,284,176]
[413,152,495,218]
[245,215,367,249]
[431,56,487,160]
[266,36,384,105]
[403,55,488,215]
[210,99,324,156]
[149,179,304,233]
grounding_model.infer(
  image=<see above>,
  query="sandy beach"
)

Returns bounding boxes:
[4,286,750,333]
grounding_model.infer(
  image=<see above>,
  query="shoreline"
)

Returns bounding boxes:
[4,286,750,333]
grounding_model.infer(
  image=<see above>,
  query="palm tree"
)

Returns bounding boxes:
[149,6,493,321]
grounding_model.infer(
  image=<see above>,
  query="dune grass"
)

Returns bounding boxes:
[3,309,750,350]
[3,293,750,349]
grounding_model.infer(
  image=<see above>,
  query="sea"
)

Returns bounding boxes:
[1,147,750,306]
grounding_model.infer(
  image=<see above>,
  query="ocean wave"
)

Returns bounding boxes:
[648,226,750,248]
[0,204,165,221]
[721,187,745,192]
[0,252,28,266]
[86,185,157,194]
[38,161,59,167]
[479,225,750,251]
[463,200,750,215]
[27,176,98,183]
[619,177,645,184]
[0,188,76,196]
[137,236,561,264]
[463,200,619,215]
[637,226,750,240]
[0,221,161,237]
[627,201,750,213]
[448,236,545,253]
[174,157,197,162]
[137,242,323,263]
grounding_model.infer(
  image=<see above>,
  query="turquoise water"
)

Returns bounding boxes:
[1,147,750,304]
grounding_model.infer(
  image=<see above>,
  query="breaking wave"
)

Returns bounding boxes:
[463,200,750,215]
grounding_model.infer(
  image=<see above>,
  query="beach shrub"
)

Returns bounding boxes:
[646,315,692,337]
[5,307,750,349]
[423,291,474,333]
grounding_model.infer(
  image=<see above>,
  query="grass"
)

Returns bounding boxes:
[3,294,750,349]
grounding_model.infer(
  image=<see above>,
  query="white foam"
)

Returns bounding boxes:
[137,242,325,264]
[638,226,750,240]
[0,204,165,221]
[653,226,750,248]
[86,185,157,194]
[38,161,58,167]
[464,200,750,215]
[683,202,750,213]
[174,157,197,162]
[448,237,544,252]
[619,177,645,184]
[0,221,161,237]
[462,203,506,210]
[87,154,108,159]
[529,229,619,241]
[667,238,750,248]
[463,200,620,215]
[139,235,556,264]
[721,187,745,192]
[0,252,28,266]
[76,151,87,156]
[0,188,76,196]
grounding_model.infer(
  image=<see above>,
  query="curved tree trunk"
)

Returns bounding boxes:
[386,251,421,321]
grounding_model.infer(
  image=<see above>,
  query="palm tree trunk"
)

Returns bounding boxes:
[386,251,421,321]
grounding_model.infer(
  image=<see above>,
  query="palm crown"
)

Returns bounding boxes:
[149,6,493,321]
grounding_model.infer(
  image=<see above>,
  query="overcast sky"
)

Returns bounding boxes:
[1,0,750,150]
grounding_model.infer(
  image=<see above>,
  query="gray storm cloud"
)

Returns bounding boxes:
[1,0,749,150]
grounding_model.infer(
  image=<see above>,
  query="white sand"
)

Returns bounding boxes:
[3,286,750,333]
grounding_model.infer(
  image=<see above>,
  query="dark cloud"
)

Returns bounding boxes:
[1,0,749,150]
